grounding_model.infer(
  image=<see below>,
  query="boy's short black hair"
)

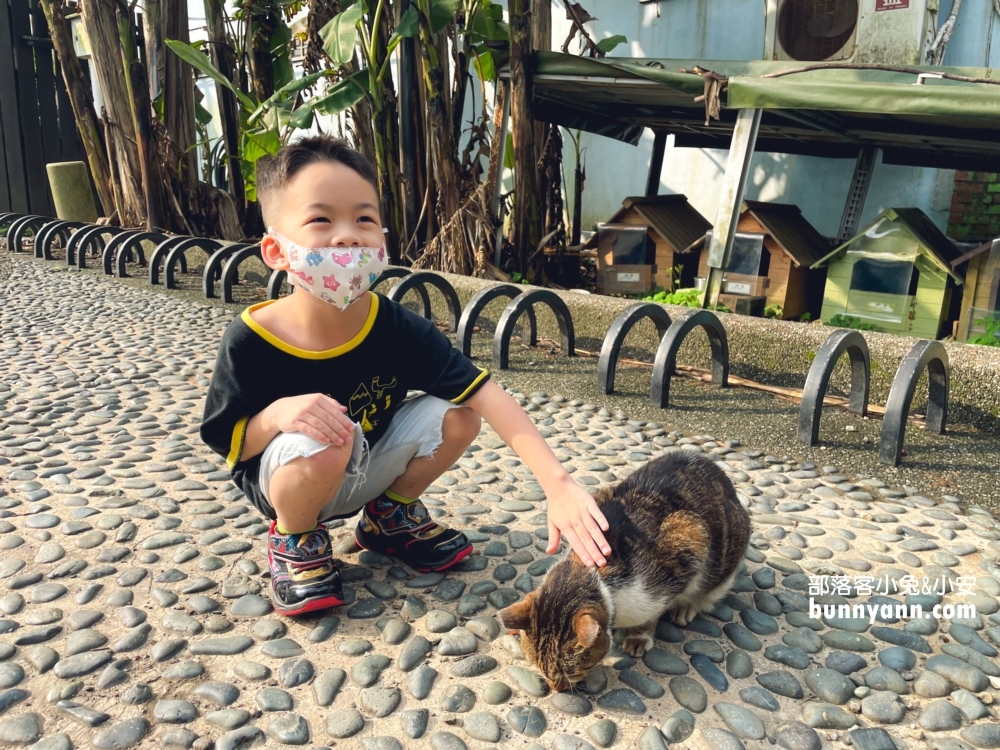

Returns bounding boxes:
[256,135,379,227]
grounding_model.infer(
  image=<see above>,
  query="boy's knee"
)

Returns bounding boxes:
[444,407,481,445]
[280,435,354,483]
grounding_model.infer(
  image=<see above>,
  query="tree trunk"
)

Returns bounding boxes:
[162,0,198,193]
[115,0,169,230]
[37,0,115,215]
[532,0,563,257]
[80,0,145,225]
[417,1,464,255]
[368,5,405,264]
[142,0,162,100]
[204,0,246,222]
[246,0,277,102]
[397,0,423,257]
[508,0,542,282]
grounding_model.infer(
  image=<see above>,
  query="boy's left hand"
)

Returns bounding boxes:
[546,478,611,567]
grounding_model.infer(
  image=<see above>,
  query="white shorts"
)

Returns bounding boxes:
[256,395,471,521]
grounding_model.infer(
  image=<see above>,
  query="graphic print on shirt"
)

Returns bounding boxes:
[349,375,398,433]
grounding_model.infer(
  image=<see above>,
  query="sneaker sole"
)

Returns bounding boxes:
[271,593,345,617]
[355,532,473,574]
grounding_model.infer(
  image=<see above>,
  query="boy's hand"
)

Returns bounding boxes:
[546,478,611,567]
[266,393,355,447]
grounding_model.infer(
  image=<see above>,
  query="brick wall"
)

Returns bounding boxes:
[948,170,1000,241]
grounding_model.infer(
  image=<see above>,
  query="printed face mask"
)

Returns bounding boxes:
[270,228,389,310]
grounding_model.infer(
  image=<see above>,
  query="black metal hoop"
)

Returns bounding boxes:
[650,309,729,408]
[598,303,673,395]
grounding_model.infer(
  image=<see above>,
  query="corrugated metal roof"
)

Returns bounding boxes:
[582,194,711,253]
[741,200,832,268]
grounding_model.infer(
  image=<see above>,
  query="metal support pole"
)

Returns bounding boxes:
[493,85,512,267]
[645,130,667,197]
[704,108,762,310]
[837,146,879,243]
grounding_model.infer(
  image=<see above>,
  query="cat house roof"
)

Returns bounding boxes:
[812,207,964,284]
[681,200,831,269]
[582,194,712,254]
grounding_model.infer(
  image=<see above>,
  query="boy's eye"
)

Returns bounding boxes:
[308,217,330,224]
[358,216,378,224]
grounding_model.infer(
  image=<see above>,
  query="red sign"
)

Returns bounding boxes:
[876,0,909,10]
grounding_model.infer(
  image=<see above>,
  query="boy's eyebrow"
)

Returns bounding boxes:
[306,201,380,212]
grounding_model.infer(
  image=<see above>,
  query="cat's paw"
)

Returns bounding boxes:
[623,633,653,658]
[669,604,700,627]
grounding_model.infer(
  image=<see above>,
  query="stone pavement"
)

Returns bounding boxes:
[1,253,1000,750]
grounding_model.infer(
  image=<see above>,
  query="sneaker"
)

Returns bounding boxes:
[267,521,344,616]
[356,494,473,573]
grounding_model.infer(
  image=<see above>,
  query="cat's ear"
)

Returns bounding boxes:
[572,607,605,649]
[498,593,534,632]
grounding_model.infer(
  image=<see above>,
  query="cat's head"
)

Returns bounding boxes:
[498,591,610,692]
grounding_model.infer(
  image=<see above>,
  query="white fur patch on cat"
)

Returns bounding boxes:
[610,577,669,629]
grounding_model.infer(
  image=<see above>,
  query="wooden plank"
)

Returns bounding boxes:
[0,0,27,213]
[10,0,49,214]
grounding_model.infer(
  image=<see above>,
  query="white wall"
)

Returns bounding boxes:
[553,0,999,238]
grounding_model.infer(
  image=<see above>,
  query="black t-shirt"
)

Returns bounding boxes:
[200,293,489,513]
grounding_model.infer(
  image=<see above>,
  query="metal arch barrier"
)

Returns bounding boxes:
[0,213,24,231]
[68,225,125,269]
[35,220,87,260]
[371,267,431,317]
[387,271,462,333]
[202,243,248,297]
[101,230,145,274]
[650,308,729,408]
[149,236,191,285]
[456,284,537,357]
[598,303,673,396]
[493,289,576,371]
[222,244,266,303]
[797,329,871,446]
[7,215,49,253]
[164,237,221,289]
[112,231,166,276]
[878,340,949,466]
[266,269,288,300]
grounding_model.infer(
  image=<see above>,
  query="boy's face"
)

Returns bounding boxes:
[262,161,383,269]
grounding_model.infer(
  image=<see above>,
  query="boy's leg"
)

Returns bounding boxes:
[354,400,482,572]
[258,427,360,615]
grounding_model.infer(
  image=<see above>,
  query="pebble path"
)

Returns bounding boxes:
[1,253,999,750]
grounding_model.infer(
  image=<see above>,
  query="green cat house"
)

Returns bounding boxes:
[811,208,964,339]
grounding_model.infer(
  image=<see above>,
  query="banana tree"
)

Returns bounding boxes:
[166,40,369,208]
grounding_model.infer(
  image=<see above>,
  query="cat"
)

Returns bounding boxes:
[498,450,751,692]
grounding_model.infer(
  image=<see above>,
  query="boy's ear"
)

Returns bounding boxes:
[260,235,288,271]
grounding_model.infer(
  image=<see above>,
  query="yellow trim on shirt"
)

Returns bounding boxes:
[227,416,249,469]
[451,368,490,404]
[241,293,380,359]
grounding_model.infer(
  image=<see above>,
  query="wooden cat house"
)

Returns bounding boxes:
[811,208,964,339]
[682,200,831,319]
[583,194,711,294]
[951,237,999,342]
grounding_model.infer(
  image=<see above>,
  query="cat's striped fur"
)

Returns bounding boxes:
[498,451,751,692]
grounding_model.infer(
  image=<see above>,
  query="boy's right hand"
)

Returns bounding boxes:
[265,393,355,447]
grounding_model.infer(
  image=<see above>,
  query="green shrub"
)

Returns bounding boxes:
[968,317,1000,347]
[764,304,783,319]
[827,314,878,331]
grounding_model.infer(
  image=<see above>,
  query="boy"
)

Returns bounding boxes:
[201,135,610,616]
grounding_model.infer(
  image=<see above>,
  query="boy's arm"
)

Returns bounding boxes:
[466,380,611,568]
[241,394,354,461]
